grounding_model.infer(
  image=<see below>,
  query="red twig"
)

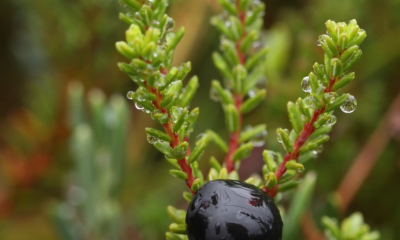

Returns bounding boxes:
[224,0,247,173]
[265,77,336,197]
[146,75,195,193]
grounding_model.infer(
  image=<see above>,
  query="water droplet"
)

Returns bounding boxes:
[340,95,357,113]
[325,115,337,126]
[252,130,267,147]
[297,167,305,173]
[276,129,289,143]
[171,106,183,122]
[166,17,175,31]
[324,92,337,104]
[118,0,127,7]
[248,89,257,98]
[310,151,317,159]
[301,115,307,122]
[303,96,320,109]
[135,102,144,110]
[210,87,220,102]
[147,134,158,144]
[301,76,311,93]
[127,91,134,100]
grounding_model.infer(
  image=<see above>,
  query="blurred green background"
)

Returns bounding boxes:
[0,0,399,239]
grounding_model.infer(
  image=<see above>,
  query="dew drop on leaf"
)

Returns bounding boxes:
[252,129,267,147]
[166,17,175,31]
[146,134,158,144]
[135,102,144,110]
[340,95,357,113]
[127,91,134,100]
[325,115,337,126]
[209,87,220,102]
[301,76,311,93]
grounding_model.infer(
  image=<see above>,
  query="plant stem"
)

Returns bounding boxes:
[146,79,195,193]
[224,1,246,173]
[265,77,336,197]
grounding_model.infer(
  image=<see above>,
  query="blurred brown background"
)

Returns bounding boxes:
[0,0,400,239]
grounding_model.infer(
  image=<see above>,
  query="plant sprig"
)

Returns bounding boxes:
[210,0,268,176]
[263,20,366,197]
[116,0,206,193]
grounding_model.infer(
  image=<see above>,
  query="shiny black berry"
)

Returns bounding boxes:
[186,180,283,240]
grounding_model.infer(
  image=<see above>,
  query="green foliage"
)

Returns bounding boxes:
[53,82,130,240]
[262,19,367,195]
[115,0,380,239]
[322,213,380,240]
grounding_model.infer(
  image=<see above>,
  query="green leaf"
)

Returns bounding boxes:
[343,49,362,72]
[182,191,193,202]
[173,108,188,132]
[278,169,296,184]
[206,130,228,153]
[325,20,338,43]
[221,39,240,66]
[337,33,350,51]
[166,27,185,53]
[262,150,278,172]
[240,89,266,114]
[121,0,141,11]
[225,104,239,132]
[145,128,171,142]
[154,141,175,158]
[334,72,355,91]
[169,223,187,234]
[165,232,188,240]
[330,58,343,77]
[321,216,340,239]
[174,142,188,159]
[313,62,329,86]
[287,101,304,134]
[232,142,254,162]
[177,76,199,107]
[239,124,267,143]
[232,65,247,93]
[217,0,237,15]
[264,172,277,188]
[278,181,302,192]
[116,41,137,59]
[209,156,222,172]
[277,128,293,152]
[325,93,350,112]
[348,29,367,47]
[300,135,330,153]
[191,178,203,192]
[212,52,233,80]
[152,112,169,125]
[211,16,235,40]
[211,80,234,105]
[285,160,305,173]
[241,30,258,52]
[245,3,265,26]
[169,169,188,180]
[245,47,269,70]
[167,206,186,224]
[320,35,339,58]
[189,138,209,163]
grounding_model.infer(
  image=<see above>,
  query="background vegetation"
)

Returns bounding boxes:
[0,0,399,239]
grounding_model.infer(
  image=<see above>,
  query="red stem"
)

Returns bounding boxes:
[147,78,195,193]
[265,77,337,197]
[224,1,247,173]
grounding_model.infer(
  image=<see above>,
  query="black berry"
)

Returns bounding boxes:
[186,180,283,240]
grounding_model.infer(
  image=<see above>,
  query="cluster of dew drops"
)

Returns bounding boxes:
[301,75,357,114]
